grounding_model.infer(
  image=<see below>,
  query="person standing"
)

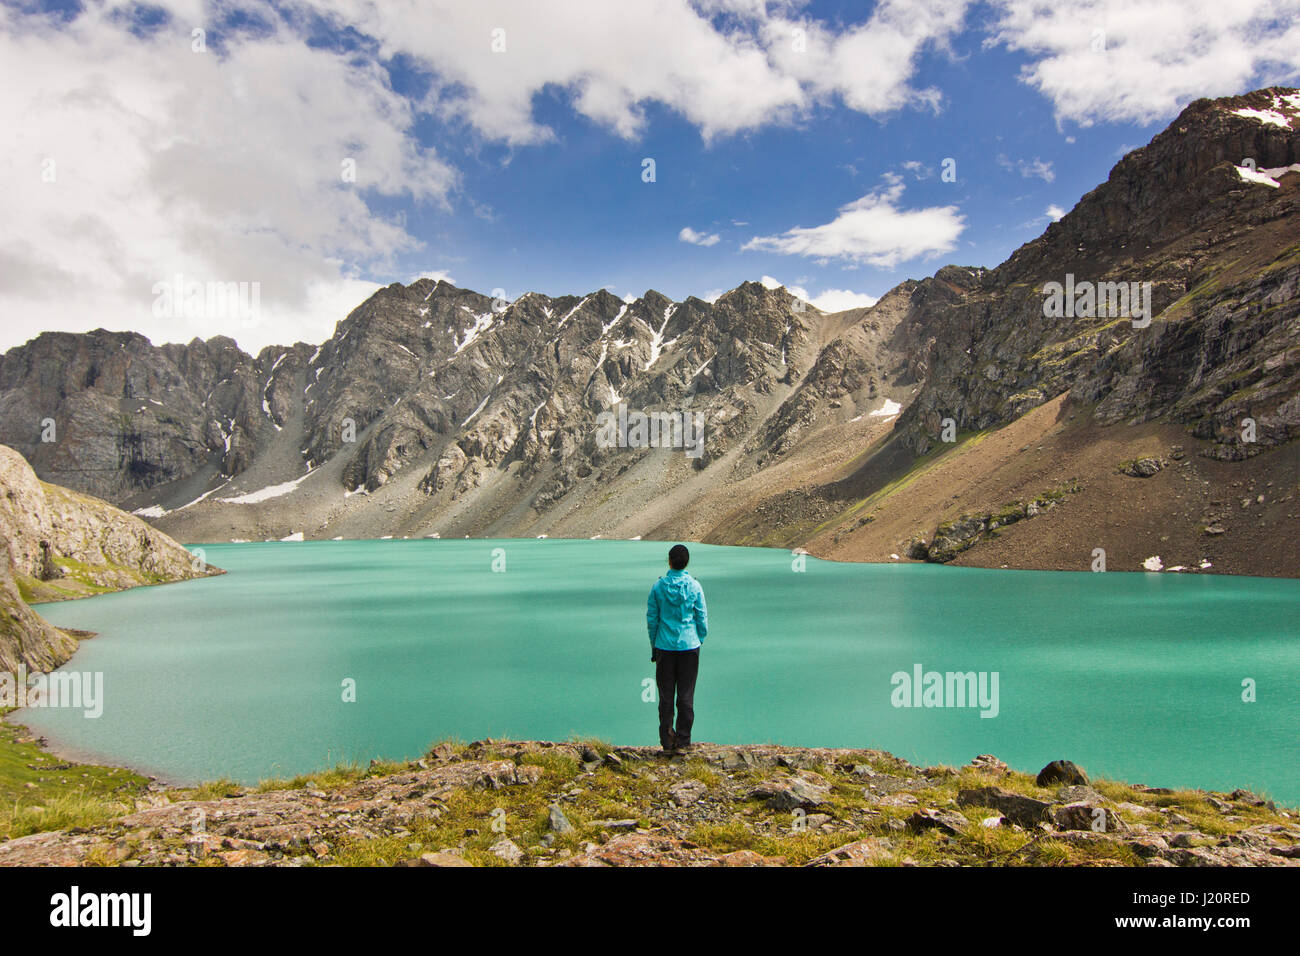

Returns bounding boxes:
[646,544,708,754]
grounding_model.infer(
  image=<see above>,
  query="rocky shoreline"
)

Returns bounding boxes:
[1,738,1295,867]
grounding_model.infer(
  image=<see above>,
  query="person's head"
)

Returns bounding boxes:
[668,544,690,571]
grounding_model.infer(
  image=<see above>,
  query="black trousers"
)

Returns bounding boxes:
[655,648,700,748]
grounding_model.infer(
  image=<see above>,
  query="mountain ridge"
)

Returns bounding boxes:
[1,87,1297,575]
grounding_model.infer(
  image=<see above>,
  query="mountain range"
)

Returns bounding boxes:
[1,87,1297,577]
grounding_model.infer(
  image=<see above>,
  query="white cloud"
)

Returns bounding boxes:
[756,277,878,313]
[809,288,880,312]
[311,0,971,144]
[406,270,459,287]
[679,226,722,247]
[0,3,452,352]
[988,0,1300,126]
[743,174,965,268]
[1046,204,1066,221]
[900,159,935,180]
[998,154,1055,182]
[763,0,970,117]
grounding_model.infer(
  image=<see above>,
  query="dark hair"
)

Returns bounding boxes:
[668,544,689,570]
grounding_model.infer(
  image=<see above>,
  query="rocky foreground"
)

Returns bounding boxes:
[1,740,1296,867]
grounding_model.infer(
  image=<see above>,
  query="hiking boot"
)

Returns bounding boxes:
[673,736,692,753]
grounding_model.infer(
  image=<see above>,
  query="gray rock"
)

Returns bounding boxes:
[1051,802,1126,833]
[749,772,830,810]
[957,786,1051,827]
[547,804,575,834]
[488,837,524,864]
[668,779,709,807]
[906,808,969,835]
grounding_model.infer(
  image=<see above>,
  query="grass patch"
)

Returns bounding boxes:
[0,711,148,839]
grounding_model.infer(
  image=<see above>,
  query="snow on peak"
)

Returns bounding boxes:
[644,303,677,371]
[601,304,629,338]
[557,295,589,328]
[454,311,496,354]
[1230,92,1300,130]
[1235,163,1300,187]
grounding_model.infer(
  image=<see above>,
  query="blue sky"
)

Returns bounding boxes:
[3,0,1299,350]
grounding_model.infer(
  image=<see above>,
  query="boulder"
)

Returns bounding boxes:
[906,808,969,835]
[488,837,524,865]
[1051,802,1126,833]
[547,804,575,834]
[1036,760,1088,787]
[967,754,1010,774]
[668,779,708,807]
[805,837,895,866]
[957,787,1051,827]
[748,771,830,810]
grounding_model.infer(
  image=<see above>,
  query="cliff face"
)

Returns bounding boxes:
[0,540,76,673]
[0,444,219,672]
[892,87,1300,457]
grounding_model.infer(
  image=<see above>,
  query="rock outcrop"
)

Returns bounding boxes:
[0,444,220,672]
[0,740,1294,867]
[894,88,1300,458]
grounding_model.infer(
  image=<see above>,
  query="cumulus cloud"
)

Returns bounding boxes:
[679,227,722,247]
[0,2,451,352]
[1046,204,1066,221]
[763,0,969,116]
[987,0,1300,126]
[6,0,1299,355]
[757,276,878,313]
[743,174,965,268]
[808,288,880,312]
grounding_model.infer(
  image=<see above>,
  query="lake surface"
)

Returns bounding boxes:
[15,540,1300,803]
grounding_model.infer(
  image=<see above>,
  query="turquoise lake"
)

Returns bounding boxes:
[13,540,1300,803]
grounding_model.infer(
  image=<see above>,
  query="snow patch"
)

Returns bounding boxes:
[601,304,628,337]
[461,392,491,427]
[869,399,902,418]
[132,505,167,518]
[1231,106,1292,129]
[454,311,495,354]
[644,304,676,371]
[280,532,304,542]
[1142,555,1164,572]
[557,296,590,329]
[219,473,311,505]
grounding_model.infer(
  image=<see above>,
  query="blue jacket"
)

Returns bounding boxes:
[647,569,708,651]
